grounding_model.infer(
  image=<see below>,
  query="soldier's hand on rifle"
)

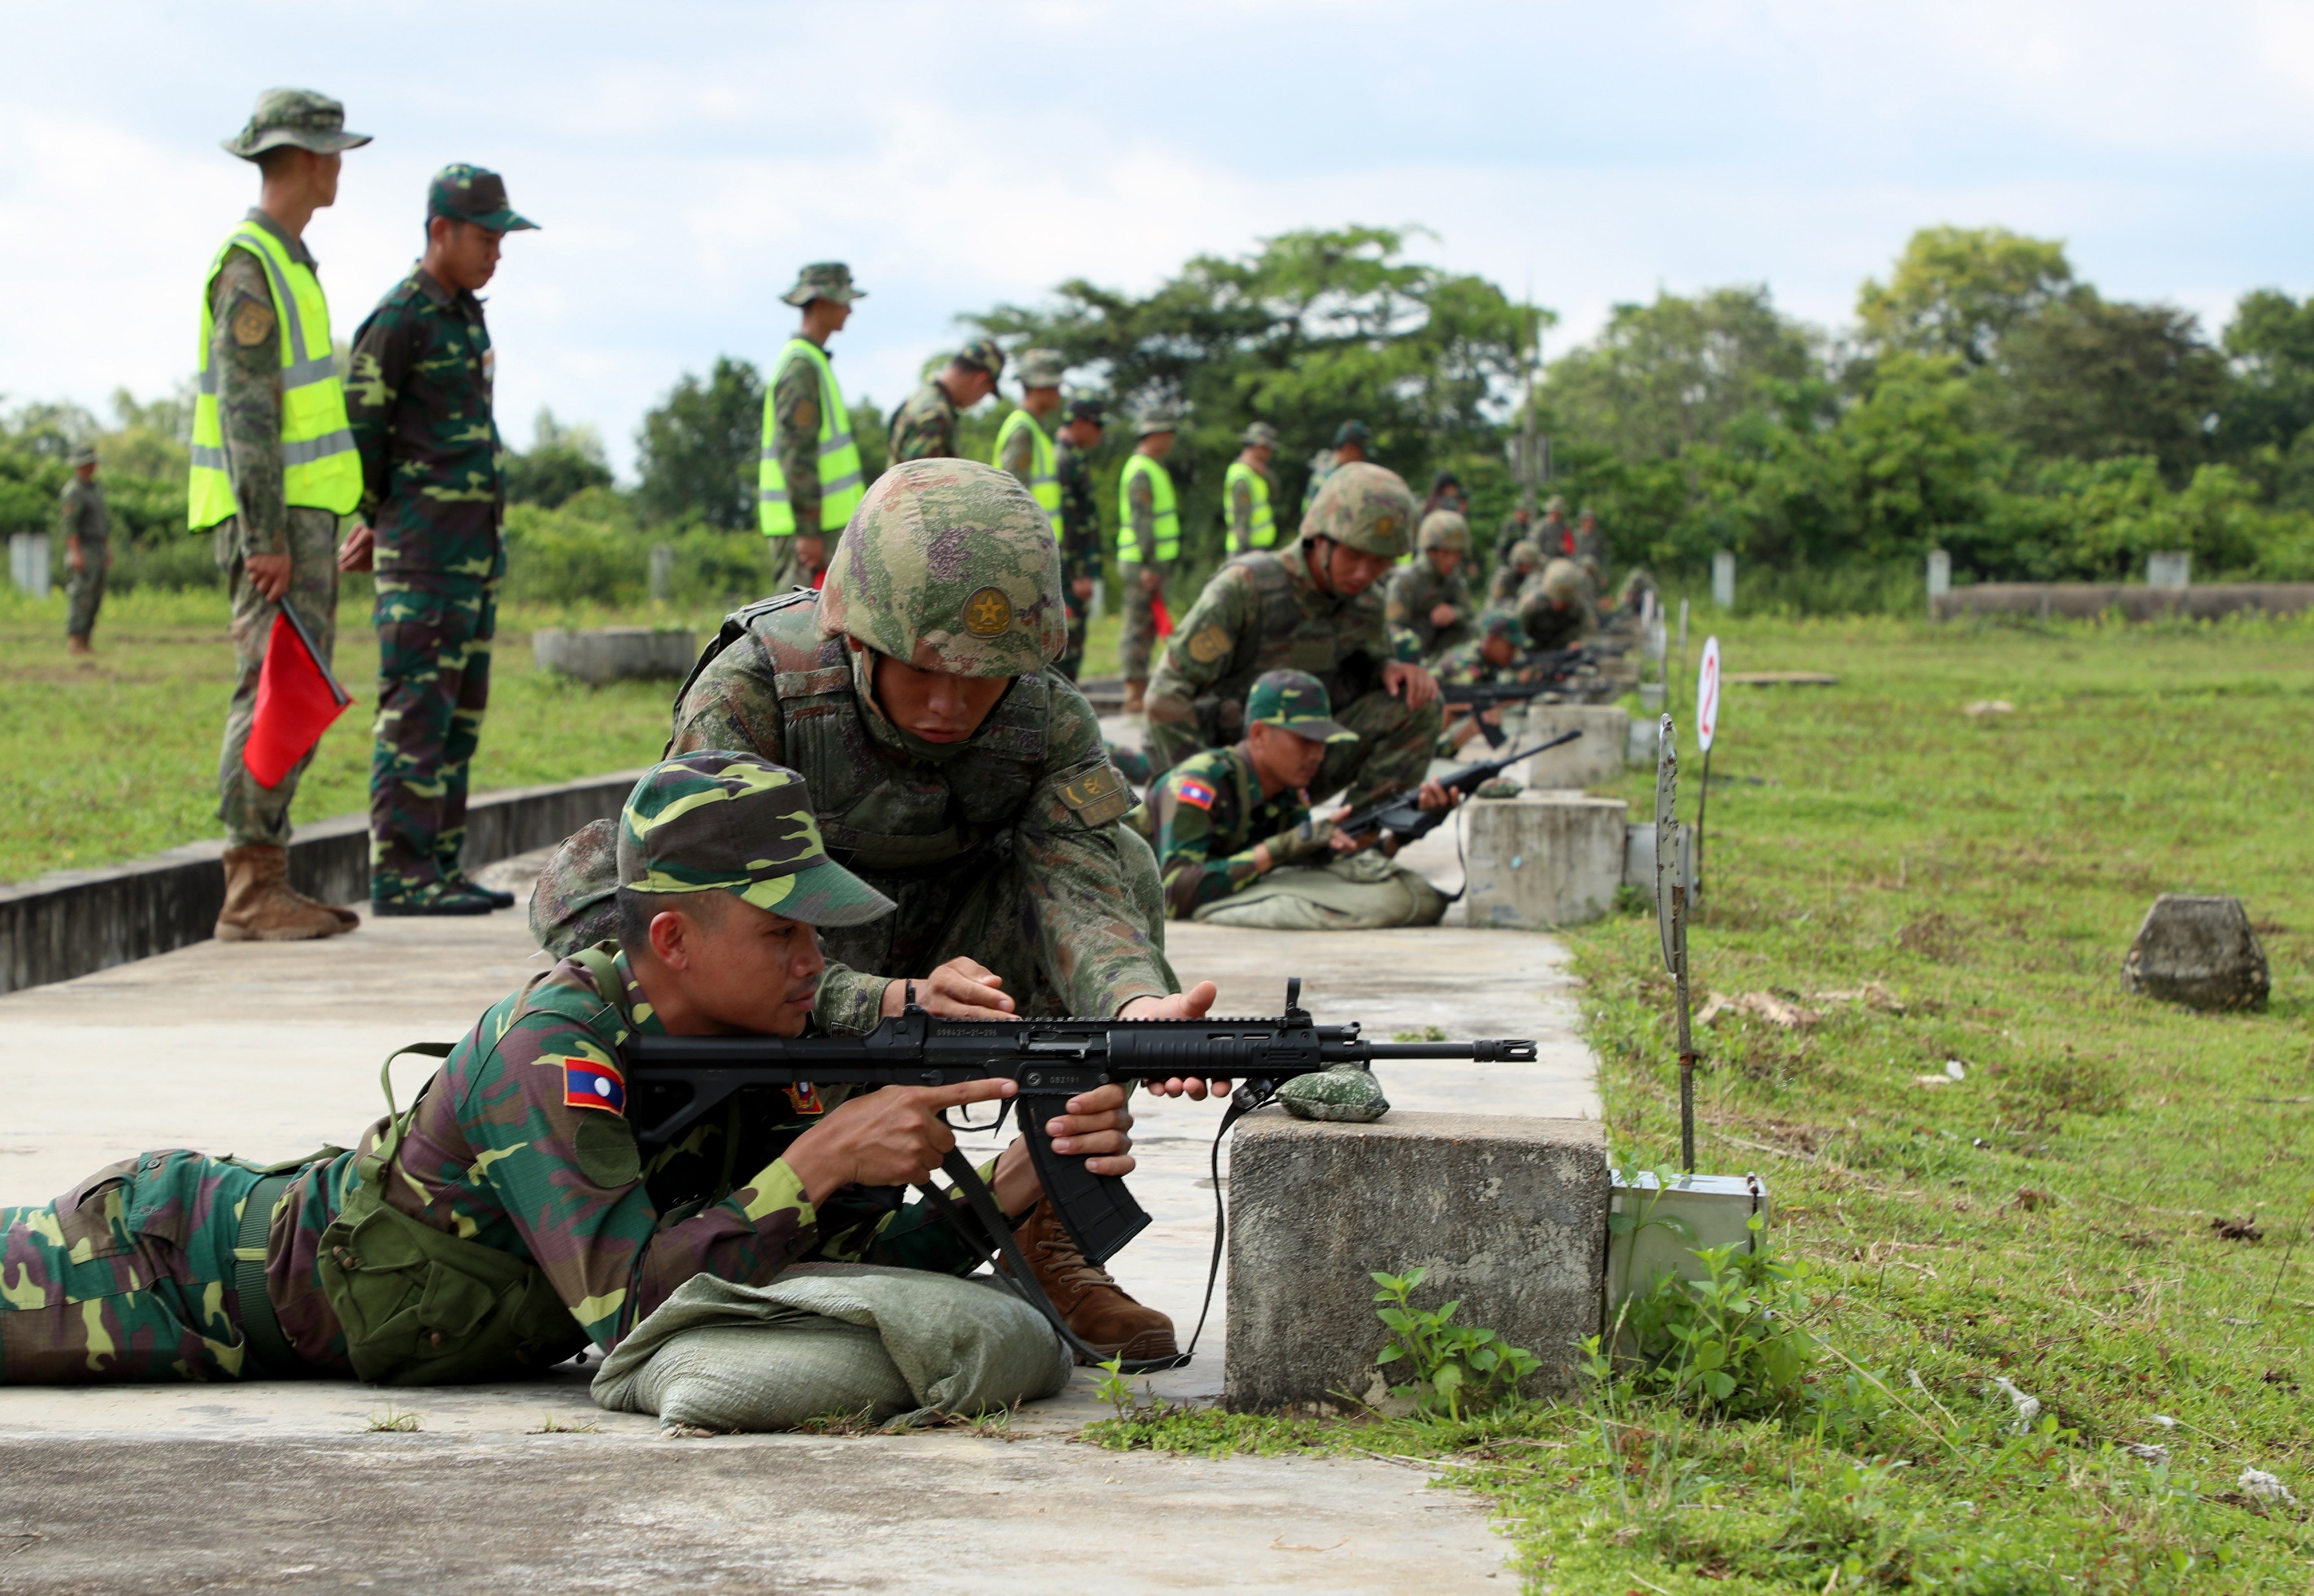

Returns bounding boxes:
[1323,805,1376,856]
[1382,660,1439,710]
[782,1077,1017,1203]
[881,958,1020,1021]
[1117,982,1233,1099]
[991,1082,1142,1206]
[1415,778,1460,812]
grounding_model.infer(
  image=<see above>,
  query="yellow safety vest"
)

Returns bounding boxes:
[188,220,362,530]
[1224,459,1277,550]
[759,338,865,536]
[993,408,1062,539]
[1117,454,1180,564]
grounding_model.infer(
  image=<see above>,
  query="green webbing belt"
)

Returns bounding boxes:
[233,1170,305,1380]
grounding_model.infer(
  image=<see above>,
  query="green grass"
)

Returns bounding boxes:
[1093,610,2314,1591]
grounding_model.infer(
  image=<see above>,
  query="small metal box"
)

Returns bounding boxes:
[1603,1169,1769,1331]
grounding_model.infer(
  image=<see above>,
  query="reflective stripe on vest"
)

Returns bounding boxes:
[1224,460,1277,549]
[188,221,362,530]
[1117,453,1180,564]
[993,408,1062,539]
[759,338,865,536]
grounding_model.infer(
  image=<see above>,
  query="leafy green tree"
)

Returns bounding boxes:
[1993,293,2224,484]
[506,406,615,508]
[2216,289,2314,485]
[1856,225,2073,368]
[634,356,763,530]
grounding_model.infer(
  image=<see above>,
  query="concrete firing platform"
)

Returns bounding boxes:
[0,845,1594,1592]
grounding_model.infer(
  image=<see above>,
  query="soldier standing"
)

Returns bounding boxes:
[59,443,108,654]
[191,88,370,944]
[1117,406,1181,715]
[1536,493,1571,558]
[1384,509,1477,660]
[1146,463,1442,810]
[1300,419,1371,513]
[759,262,867,591]
[1223,421,1281,556]
[1051,398,1106,681]
[994,350,1070,666]
[888,337,1003,463]
[338,164,538,916]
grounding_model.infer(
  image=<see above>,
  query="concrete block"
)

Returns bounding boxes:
[1507,703,1629,789]
[2122,893,2269,1010]
[1464,793,1626,928]
[533,627,696,685]
[10,533,50,599]
[1225,1107,1607,1410]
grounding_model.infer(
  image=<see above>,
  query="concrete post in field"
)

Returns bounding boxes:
[9,534,50,599]
[648,543,675,602]
[1711,550,1735,610]
[2147,551,2190,590]
[1926,549,1950,617]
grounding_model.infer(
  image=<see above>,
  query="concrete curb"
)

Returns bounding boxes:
[0,769,646,995]
[1932,582,2314,621]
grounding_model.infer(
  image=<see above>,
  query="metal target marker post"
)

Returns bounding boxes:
[1655,715,1699,1172]
[1692,635,1721,899]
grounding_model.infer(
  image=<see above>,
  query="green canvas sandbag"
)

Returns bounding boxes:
[1193,851,1447,930]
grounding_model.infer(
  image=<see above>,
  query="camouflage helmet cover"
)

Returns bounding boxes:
[1417,509,1470,554]
[1539,557,1585,605]
[1300,461,1417,557]
[1241,420,1281,450]
[1508,538,1542,569]
[820,459,1065,676]
[617,752,894,927]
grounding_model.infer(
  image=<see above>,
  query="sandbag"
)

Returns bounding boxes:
[590,1263,1072,1432]
[1193,851,1447,930]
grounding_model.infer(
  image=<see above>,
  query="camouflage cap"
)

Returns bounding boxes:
[820,459,1066,676]
[1246,669,1358,744]
[427,164,538,232]
[66,443,97,468]
[1065,398,1107,427]
[1333,419,1373,448]
[221,88,371,160]
[616,753,894,927]
[1241,421,1281,450]
[1134,403,1184,438]
[1014,348,1067,390]
[1477,608,1527,645]
[782,262,865,308]
[1539,558,1584,605]
[953,336,1007,378]
[1417,509,1470,553]
[1300,461,1416,557]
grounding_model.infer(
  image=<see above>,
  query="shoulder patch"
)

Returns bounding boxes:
[792,398,819,433]
[1058,762,1132,828]
[1186,623,1232,664]
[229,297,277,349]
[573,1113,641,1187]
[1173,776,1216,811]
[558,1056,628,1115]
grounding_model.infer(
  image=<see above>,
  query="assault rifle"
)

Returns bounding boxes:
[1334,729,1581,847]
[1439,680,1559,747]
[622,979,1536,1372]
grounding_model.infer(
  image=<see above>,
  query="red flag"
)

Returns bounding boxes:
[1151,593,1174,638]
[244,606,351,789]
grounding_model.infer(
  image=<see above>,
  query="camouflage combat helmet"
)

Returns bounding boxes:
[1507,538,1542,569]
[1241,420,1280,450]
[1477,608,1526,645]
[1538,557,1585,606]
[1417,509,1469,554]
[66,443,97,468]
[617,753,894,927]
[819,459,1065,676]
[1300,461,1416,558]
[1543,493,1567,517]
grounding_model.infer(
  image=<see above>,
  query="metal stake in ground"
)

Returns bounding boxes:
[1655,714,1698,1172]
[1693,634,1721,900]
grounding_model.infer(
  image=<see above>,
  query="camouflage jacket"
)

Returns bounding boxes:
[888,380,959,464]
[1149,743,1320,917]
[346,266,504,586]
[1515,576,1597,652]
[1384,563,1473,656]
[1147,537,1390,733]
[265,946,984,1367]
[206,211,308,561]
[1054,436,1103,586]
[58,477,107,545]
[1433,637,1547,686]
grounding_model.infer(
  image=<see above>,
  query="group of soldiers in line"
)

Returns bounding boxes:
[0,82,1646,1393]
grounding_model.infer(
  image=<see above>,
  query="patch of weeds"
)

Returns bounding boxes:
[793,1404,883,1436]
[360,1404,420,1433]
[529,1412,603,1434]
[1372,1267,1540,1421]
[1081,1407,1341,1458]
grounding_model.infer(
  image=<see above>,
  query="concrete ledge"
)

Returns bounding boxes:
[1224,1107,1607,1410]
[533,627,697,684]
[1463,793,1628,928]
[1506,704,1630,788]
[1932,582,2314,621]
[0,769,646,995]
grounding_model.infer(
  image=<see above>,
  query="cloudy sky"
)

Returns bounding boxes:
[6,1,2310,475]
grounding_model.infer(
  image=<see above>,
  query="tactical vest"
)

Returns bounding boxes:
[1224,460,1277,550]
[993,409,1062,539]
[1193,547,1384,739]
[188,220,362,530]
[759,338,865,536]
[1117,454,1179,563]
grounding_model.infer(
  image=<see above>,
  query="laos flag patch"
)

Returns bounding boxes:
[1175,777,1216,810]
[560,1058,627,1115]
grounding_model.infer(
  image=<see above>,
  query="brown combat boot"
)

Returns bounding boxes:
[215,845,346,942]
[65,635,92,656]
[1009,1199,1178,1364]
[281,882,361,930]
[1122,679,1147,716]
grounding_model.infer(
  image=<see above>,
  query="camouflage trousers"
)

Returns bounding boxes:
[0,1151,268,1383]
[65,545,107,640]
[1117,563,1164,681]
[1147,684,1442,813]
[1058,573,1090,682]
[216,509,343,849]
[368,580,497,898]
